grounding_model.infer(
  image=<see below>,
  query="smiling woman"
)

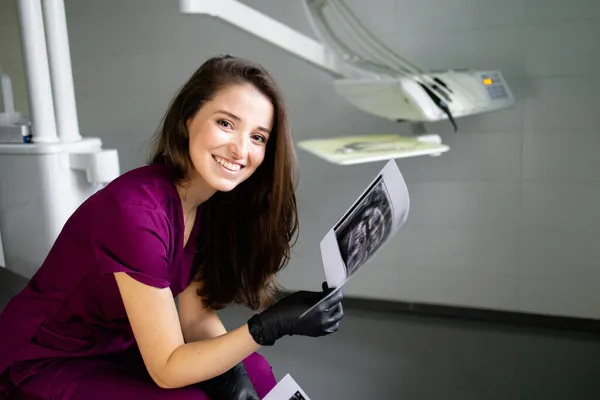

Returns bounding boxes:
[0,55,344,400]
[185,84,274,193]
[149,56,299,311]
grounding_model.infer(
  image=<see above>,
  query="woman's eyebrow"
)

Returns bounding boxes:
[215,110,271,134]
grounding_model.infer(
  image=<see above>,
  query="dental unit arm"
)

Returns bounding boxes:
[178,0,515,133]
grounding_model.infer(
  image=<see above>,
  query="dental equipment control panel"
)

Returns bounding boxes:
[478,71,510,101]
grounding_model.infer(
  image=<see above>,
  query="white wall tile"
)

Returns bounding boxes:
[525,0,600,23]
[523,77,600,132]
[384,226,518,272]
[383,29,478,73]
[0,6,24,114]
[523,130,600,183]
[470,27,528,78]
[521,183,600,232]
[0,60,28,116]
[518,277,600,319]
[341,254,405,300]
[399,132,522,182]
[327,225,518,309]
[519,230,600,281]
[65,0,176,21]
[0,0,18,24]
[398,265,517,311]
[381,26,527,77]
[344,0,397,36]
[72,52,195,97]
[406,182,520,229]
[0,24,22,62]
[66,8,193,60]
[526,20,600,77]
[393,0,526,33]
[74,92,184,172]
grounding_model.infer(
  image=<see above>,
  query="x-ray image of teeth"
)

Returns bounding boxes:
[334,177,393,277]
[300,159,409,319]
[263,374,311,400]
[319,159,409,289]
[289,391,306,400]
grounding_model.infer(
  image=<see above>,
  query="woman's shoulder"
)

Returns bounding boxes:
[97,161,180,216]
[62,161,182,248]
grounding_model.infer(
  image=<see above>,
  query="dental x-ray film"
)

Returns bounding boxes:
[300,159,410,318]
[263,374,311,400]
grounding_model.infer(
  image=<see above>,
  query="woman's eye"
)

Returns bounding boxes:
[217,120,232,129]
[252,134,267,143]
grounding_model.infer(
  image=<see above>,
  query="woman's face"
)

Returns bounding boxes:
[186,83,274,193]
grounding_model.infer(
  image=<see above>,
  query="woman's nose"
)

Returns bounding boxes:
[228,134,248,160]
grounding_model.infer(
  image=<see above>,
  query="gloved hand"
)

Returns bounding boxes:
[247,282,343,346]
[199,362,259,400]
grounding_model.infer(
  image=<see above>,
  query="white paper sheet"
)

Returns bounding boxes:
[300,159,410,318]
[263,374,311,400]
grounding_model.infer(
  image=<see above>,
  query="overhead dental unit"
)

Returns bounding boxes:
[0,0,119,277]
[179,0,515,164]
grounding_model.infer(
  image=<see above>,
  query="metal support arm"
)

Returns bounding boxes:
[178,0,372,79]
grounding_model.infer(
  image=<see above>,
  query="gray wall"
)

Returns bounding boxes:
[1,0,599,319]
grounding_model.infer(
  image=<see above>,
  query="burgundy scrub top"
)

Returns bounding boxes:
[0,160,202,397]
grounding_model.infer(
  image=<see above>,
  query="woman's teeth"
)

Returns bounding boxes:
[214,156,241,171]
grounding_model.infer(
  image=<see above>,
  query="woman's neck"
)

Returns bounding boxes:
[176,173,216,214]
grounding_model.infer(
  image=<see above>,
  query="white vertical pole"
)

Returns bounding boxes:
[0,74,16,119]
[16,0,59,143]
[0,73,19,124]
[0,228,5,268]
[42,0,81,143]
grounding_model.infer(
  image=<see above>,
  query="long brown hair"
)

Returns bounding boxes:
[149,55,299,310]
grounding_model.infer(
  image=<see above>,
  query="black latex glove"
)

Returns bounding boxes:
[247,282,344,346]
[199,362,259,400]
